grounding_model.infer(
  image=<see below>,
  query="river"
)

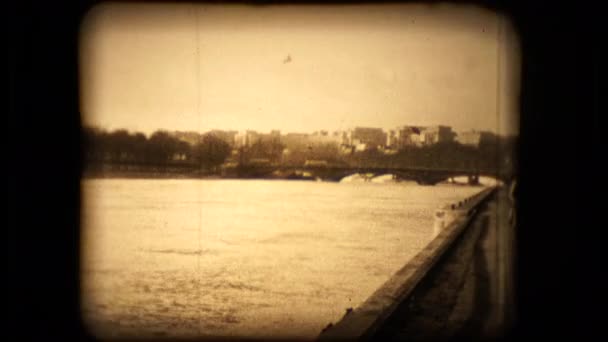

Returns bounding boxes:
[81,179,484,339]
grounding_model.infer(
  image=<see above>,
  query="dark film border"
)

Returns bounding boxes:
[7,0,596,341]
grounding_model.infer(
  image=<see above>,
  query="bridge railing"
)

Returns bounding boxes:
[317,187,496,341]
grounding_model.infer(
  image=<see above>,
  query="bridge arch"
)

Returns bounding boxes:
[445,175,503,186]
[232,163,507,185]
[339,173,376,183]
[370,174,399,183]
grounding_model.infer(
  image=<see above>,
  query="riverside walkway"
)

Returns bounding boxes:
[318,186,516,341]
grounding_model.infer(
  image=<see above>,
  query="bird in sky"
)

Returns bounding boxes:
[283,54,291,64]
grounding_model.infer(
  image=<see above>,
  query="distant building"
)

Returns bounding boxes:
[388,126,424,148]
[280,131,341,151]
[382,148,398,155]
[419,125,455,145]
[456,130,497,147]
[259,130,281,144]
[339,144,355,155]
[235,130,260,148]
[170,131,202,146]
[208,130,238,147]
[235,130,282,148]
[349,127,386,150]
[354,142,368,152]
[171,153,188,161]
[282,133,310,149]
[331,131,352,146]
[304,159,328,167]
[248,158,271,166]
[309,130,342,146]
[386,130,397,147]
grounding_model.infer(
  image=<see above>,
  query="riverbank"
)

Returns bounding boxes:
[82,166,319,181]
[82,171,218,180]
[82,171,495,186]
[316,186,514,340]
[369,186,515,340]
[81,172,322,181]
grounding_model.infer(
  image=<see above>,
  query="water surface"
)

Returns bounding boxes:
[81,179,483,339]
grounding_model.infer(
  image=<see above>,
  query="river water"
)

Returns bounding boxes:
[81,179,484,340]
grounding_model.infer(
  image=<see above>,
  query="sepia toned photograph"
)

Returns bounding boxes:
[78,2,520,340]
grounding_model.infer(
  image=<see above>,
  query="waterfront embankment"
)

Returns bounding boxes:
[318,186,515,340]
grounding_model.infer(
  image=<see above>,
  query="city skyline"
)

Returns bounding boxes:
[83,123,514,138]
[80,3,521,137]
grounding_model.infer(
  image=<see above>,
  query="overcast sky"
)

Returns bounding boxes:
[79,3,520,136]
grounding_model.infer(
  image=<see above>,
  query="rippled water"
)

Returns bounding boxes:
[81,179,483,339]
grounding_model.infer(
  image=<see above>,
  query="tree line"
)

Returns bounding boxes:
[82,126,517,178]
[82,127,231,170]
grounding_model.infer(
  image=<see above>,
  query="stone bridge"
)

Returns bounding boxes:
[233,164,501,185]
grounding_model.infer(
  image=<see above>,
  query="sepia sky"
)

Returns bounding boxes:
[79,3,520,136]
